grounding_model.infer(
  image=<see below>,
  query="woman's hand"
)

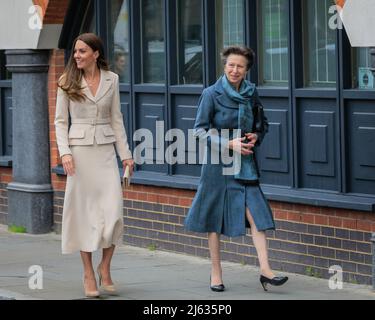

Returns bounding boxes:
[122,158,135,176]
[228,137,254,155]
[62,154,75,176]
[245,133,258,146]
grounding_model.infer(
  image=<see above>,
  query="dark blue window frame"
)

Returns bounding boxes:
[53,0,375,212]
[0,50,13,167]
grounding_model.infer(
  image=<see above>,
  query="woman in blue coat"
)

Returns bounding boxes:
[185,46,288,292]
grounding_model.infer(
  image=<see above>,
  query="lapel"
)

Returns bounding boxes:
[82,69,113,103]
[95,70,113,102]
[213,77,239,109]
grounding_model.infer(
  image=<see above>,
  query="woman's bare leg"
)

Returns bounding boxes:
[98,245,115,285]
[245,208,275,279]
[208,232,223,285]
[80,251,98,292]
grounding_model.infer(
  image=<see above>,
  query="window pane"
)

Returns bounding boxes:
[357,48,371,69]
[216,0,245,77]
[353,48,374,89]
[141,0,165,83]
[80,1,96,34]
[110,0,130,83]
[258,0,289,86]
[303,0,336,87]
[177,0,203,84]
[0,51,11,80]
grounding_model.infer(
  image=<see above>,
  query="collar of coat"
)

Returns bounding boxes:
[81,69,114,103]
[213,76,255,109]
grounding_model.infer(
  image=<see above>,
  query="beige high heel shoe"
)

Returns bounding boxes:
[83,278,100,298]
[97,266,117,294]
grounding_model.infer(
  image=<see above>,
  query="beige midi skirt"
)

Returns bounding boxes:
[61,142,123,254]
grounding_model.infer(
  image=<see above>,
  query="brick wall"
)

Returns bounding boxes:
[49,49,67,234]
[48,49,65,172]
[43,0,70,24]
[32,0,69,24]
[0,168,11,225]
[51,181,375,285]
[121,188,374,285]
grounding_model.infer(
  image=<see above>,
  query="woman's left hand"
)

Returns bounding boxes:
[245,133,258,146]
[122,158,135,176]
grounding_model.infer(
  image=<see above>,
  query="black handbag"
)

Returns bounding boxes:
[253,103,266,133]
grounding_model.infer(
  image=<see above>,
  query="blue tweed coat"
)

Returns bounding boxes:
[184,77,273,237]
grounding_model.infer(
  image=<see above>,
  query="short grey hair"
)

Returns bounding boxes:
[221,46,255,70]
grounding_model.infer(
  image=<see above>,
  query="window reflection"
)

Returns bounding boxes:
[141,0,165,83]
[110,0,130,83]
[258,0,289,86]
[303,0,336,87]
[353,48,374,90]
[177,0,203,84]
[80,0,96,34]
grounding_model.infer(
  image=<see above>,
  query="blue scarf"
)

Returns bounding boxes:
[222,75,259,181]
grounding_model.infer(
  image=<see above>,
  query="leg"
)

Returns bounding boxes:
[208,232,223,285]
[80,251,99,295]
[98,245,116,286]
[245,208,275,279]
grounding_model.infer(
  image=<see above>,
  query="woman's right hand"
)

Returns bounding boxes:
[61,154,75,176]
[228,137,254,155]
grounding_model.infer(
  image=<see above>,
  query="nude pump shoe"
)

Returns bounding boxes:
[97,266,117,294]
[83,278,100,298]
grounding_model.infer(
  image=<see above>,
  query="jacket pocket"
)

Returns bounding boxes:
[68,128,85,139]
[103,126,115,137]
[95,125,116,145]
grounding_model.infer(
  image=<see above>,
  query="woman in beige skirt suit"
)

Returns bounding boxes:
[55,33,134,297]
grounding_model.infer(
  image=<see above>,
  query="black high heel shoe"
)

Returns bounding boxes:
[260,275,288,291]
[210,276,225,292]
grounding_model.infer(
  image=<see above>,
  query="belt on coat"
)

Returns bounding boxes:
[70,118,111,125]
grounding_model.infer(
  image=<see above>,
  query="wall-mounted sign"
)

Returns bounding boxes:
[358,67,374,89]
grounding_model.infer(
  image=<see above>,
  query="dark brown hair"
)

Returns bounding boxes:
[221,46,255,71]
[58,33,109,102]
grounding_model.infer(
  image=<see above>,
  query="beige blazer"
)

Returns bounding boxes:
[55,70,132,161]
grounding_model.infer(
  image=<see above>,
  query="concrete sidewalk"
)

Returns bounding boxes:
[0,225,374,300]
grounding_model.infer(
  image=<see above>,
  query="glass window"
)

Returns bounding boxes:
[215,0,245,77]
[177,0,203,85]
[352,48,374,89]
[141,0,165,83]
[80,0,96,34]
[258,0,289,86]
[356,48,371,69]
[303,0,336,87]
[110,0,130,83]
[0,51,11,80]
